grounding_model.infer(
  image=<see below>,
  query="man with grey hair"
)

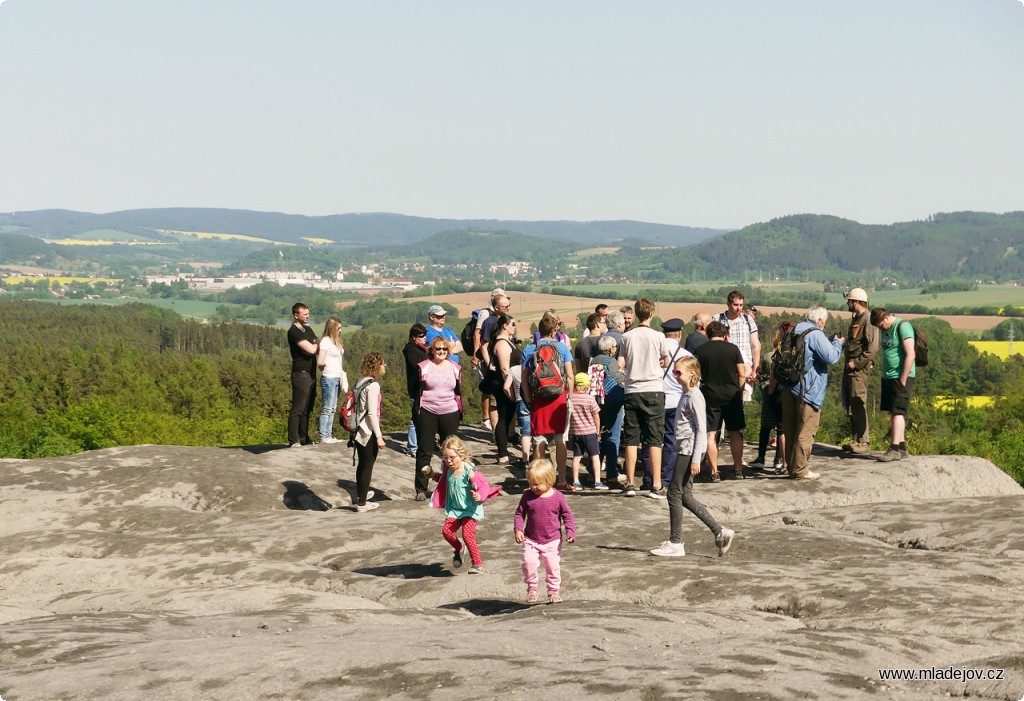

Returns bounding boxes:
[604,309,626,369]
[777,305,844,481]
[685,312,712,354]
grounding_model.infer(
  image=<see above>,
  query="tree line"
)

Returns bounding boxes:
[2,299,1022,485]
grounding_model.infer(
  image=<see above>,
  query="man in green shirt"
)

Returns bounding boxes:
[870,307,916,461]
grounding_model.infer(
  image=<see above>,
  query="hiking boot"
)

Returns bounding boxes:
[877,447,902,462]
[716,528,735,557]
[899,445,910,459]
[851,441,872,455]
[623,483,637,497]
[452,549,463,568]
[647,486,668,500]
[650,541,685,557]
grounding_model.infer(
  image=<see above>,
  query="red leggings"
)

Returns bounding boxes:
[442,517,482,566]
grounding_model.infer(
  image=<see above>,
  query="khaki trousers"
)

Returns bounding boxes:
[780,391,821,478]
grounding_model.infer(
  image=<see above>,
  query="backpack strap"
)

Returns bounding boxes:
[662,344,682,380]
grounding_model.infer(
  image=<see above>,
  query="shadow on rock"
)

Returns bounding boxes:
[353,563,453,579]
[281,480,333,511]
[438,598,533,616]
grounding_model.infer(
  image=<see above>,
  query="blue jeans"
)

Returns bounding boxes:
[319,376,340,440]
[408,402,418,454]
[600,403,624,481]
[516,400,532,437]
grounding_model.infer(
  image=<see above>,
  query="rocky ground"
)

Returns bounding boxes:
[1,426,1022,700]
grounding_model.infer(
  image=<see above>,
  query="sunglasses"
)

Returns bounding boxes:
[434,348,449,354]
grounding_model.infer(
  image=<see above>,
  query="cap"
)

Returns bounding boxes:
[574,372,591,389]
[427,304,447,317]
[844,287,869,303]
[661,317,684,332]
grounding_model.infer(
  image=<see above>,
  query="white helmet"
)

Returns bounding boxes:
[844,287,869,303]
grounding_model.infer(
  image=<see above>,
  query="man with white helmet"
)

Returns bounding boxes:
[842,287,878,454]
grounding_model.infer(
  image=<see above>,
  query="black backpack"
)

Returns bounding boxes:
[897,321,930,367]
[460,308,486,355]
[773,328,814,385]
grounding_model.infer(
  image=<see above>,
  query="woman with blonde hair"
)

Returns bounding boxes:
[317,316,348,444]
[413,337,464,491]
[650,356,734,558]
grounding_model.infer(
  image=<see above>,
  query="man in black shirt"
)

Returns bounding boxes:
[693,321,747,481]
[403,324,430,484]
[287,302,319,447]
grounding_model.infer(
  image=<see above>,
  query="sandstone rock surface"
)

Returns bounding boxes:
[1,428,1021,700]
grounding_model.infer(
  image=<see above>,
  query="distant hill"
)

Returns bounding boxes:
[0,208,727,248]
[652,211,1024,280]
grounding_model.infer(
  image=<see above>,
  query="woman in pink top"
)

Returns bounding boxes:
[413,337,464,482]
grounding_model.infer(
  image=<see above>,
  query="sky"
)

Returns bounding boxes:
[1,1,1022,230]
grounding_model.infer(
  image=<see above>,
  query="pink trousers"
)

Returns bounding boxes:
[521,536,562,595]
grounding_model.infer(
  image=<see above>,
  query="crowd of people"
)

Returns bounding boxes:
[286,286,919,597]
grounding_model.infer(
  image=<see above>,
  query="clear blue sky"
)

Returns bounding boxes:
[1,0,1022,229]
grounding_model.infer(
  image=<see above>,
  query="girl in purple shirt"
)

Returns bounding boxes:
[514,459,576,604]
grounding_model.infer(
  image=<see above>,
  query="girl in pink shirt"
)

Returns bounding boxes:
[513,459,576,604]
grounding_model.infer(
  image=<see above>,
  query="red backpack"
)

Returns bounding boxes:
[528,342,565,400]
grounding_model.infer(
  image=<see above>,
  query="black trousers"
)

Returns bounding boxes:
[413,410,461,493]
[289,370,316,445]
[355,439,378,505]
[493,390,517,460]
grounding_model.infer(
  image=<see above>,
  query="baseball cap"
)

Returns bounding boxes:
[427,304,446,317]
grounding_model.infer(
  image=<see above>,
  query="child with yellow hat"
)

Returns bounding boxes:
[567,372,606,491]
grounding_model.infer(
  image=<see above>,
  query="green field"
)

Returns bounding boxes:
[570,281,822,296]
[76,228,153,242]
[823,284,1024,310]
[35,297,240,319]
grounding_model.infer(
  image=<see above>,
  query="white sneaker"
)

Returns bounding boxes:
[355,502,379,513]
[482,419,493,431]
[716,528,735,557]
[289,442,303,449]
[320,436,340,445]
[650,541,685,557]
[647,486,667,500]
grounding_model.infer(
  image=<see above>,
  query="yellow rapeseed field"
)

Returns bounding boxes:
[969,341,1024,360]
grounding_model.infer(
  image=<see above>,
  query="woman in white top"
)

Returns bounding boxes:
[353,352,386,512]
[317,316,348,444]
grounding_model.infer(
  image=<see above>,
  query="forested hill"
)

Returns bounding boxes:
[654,211,1024,279]
[0,209,725,248]
[381,229,578,264]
